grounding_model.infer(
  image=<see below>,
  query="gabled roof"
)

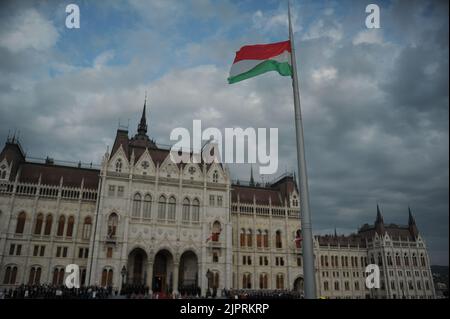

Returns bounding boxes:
[231,184,283,206]
[231,174,298,206]
[315,233,367,248]
[19,162,99,189]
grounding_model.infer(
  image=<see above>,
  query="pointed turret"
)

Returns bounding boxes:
[137,99,148,135]
[129,97,157,150]
[249,164,255,186]
[375,204,385,235]
[408,206,419,239]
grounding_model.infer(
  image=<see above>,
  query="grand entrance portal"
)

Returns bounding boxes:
[127,248,148,285]
[153,250,173,293]
[178,251,199,292]
[293,277,304,294]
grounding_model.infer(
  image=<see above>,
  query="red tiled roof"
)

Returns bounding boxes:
[231,185,283,206]
[316,234,367,248]
[18,163,99,189]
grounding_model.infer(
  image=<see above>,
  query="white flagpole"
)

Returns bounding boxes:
[288,0,316,299]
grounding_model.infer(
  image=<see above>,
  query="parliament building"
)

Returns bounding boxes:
[0,104,435,298]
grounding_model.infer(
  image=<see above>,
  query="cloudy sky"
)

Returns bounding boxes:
[0,0,448,265]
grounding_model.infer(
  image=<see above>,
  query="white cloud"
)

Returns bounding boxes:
[302,19,343,42]
[252,9,301,34]
[353,30,384,45]
[94,51,115,69]
[0,9,58,53]
[311,67,337,83]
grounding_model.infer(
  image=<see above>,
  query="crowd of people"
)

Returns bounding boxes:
[0,284,116,299]
[0,284,303,299]
[227,289,303,299]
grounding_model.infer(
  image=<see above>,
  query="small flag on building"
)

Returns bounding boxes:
[294,230,303,248]
[228,40,293,84]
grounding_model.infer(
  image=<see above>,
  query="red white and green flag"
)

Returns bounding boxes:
[228,40,293,84]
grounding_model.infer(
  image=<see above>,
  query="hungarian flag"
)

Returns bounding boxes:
[294,231,303,248]
[228,40,293,84]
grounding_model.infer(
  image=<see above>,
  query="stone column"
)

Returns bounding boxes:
[146,261,153,292]
[173,263,179,295]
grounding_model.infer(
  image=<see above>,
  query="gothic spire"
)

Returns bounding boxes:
[249,164,255,186]
[408,206,416,225]
[408,206,419,239]
[376,204,384,223]
[375,204,385,235]
[137,95,148,135]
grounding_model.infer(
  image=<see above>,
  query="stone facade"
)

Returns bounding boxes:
[314,206,436,299]
[0,105,437,299]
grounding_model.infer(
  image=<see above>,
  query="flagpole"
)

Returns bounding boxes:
[288,1,316,299]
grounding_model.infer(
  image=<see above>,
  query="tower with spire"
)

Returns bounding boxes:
[130,96,157,149]
[375,204,385,235]
[408,206,419,239]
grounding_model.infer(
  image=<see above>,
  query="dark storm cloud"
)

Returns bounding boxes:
[0,0,448,264]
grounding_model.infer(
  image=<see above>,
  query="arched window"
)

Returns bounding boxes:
[334,281,340,291]
[212,271,219,289]
[259,273,268,289]
[377,253,382,266]
[44,214,53,236]
[295,229,302,248]
[404,253,409,266]
[0,170,6,179]
[107,213,118,237]
[263,230,269,247]
[243,273,252,289]
[412,253,418,267]
[420,254,426,267]
[143,194,152,219]
[80,268,87,286]
[132,193,142,218]
[15,212,26,234]
[240,229,246,247]
[321,256,324,267]
[168,196,176,220]
[192,198,200,222]
[212,170,219,183]
[276,273,284,289]
[82,216,92,239]
[256,229,262,248]
[28,267,35,285]
[52,267,65,285]
[28,266,41,285]
[56,215,65,236]
[34,213,44,235]
[182,198,190,222]
[396,253,401,266]
[158,195,166,220]
[101,269,107,287]
[3,265,18,284]
[247,229,253,247]
[66,216,75,237]
[275,230,282,248]
[115,159,122,172]
[212,221,221,242]
[101,268,114,287]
